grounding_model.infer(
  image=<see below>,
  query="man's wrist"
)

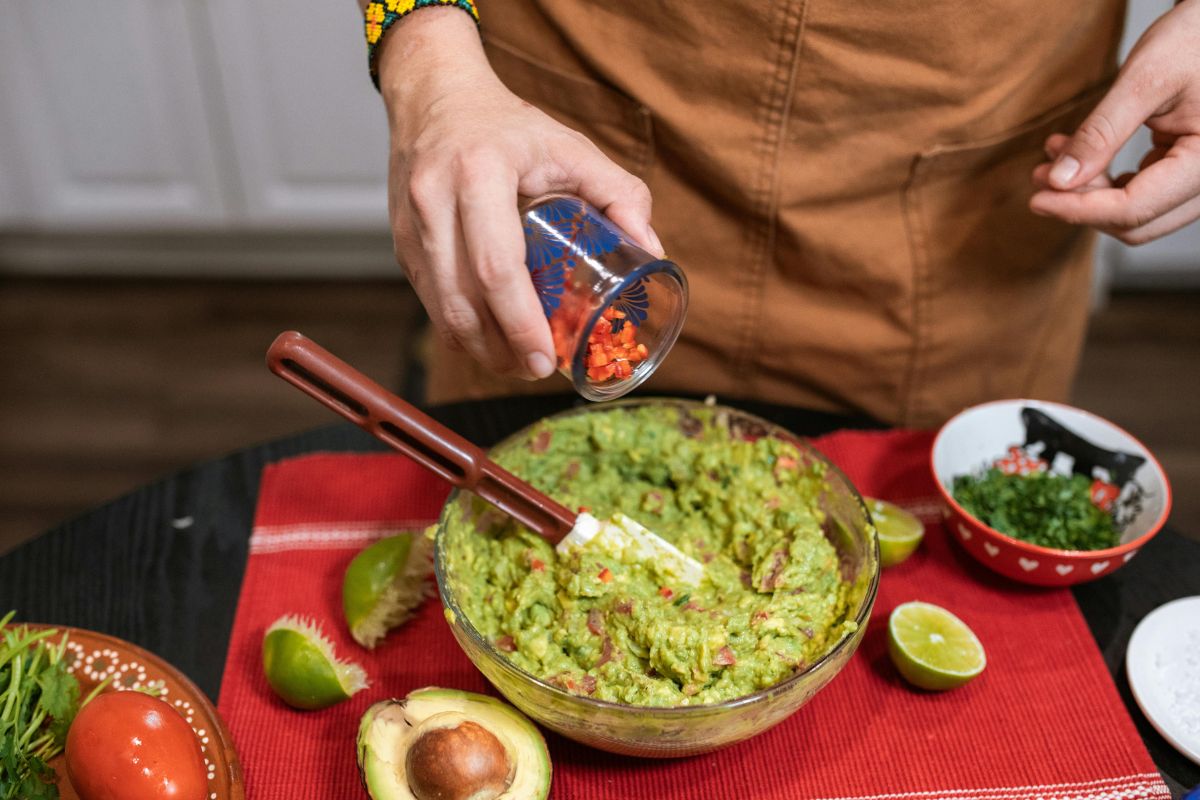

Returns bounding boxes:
[377,8,491,132]
[368,1,480,89]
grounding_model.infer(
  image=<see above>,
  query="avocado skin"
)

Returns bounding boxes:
[356,687,552,800]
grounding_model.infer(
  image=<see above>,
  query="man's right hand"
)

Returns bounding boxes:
[377,9,663,381]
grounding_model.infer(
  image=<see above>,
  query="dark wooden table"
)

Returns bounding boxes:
[2,395,1196,796]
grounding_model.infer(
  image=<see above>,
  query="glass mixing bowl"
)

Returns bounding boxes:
[433,398,880,757]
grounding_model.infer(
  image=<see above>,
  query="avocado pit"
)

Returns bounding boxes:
[405,716,513,800]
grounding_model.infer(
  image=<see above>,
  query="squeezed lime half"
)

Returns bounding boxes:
[343,531,432,649]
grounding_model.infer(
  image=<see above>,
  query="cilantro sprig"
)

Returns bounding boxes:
[0,611,107,800]
[952,469,1120,551]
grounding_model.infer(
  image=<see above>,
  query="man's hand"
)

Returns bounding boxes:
[378,9,661,380]
[1030,0,1200,245]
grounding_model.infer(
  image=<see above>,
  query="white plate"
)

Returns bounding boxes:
[1126,595,1200,766]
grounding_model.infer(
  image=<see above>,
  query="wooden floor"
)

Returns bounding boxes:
[0,278,1196,554]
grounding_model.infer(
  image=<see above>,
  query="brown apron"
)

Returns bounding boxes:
[425,0,1125,427]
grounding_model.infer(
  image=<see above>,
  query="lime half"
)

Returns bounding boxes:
[262,615,368,710]
[343,531,432,649]
[866,497,924,567]
[887,601,986,691]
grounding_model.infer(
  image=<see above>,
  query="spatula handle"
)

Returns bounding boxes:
[266,331,575,543]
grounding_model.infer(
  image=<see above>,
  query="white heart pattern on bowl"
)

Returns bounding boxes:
[1123,551,1137,563]
[1090,560,1110,574]
[1055,564,1074,576]
[983,542,999,557]
[957,523,972,541]
[1019,557,1039,572]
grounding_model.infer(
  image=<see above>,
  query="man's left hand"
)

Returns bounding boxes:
[1030,0,1200,245]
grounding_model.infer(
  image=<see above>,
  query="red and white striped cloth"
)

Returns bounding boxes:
[218,432,1170,800]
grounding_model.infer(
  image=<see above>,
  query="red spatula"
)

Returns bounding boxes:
[266,331,703,585]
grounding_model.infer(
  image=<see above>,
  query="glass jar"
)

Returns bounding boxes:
[522,194,688,401]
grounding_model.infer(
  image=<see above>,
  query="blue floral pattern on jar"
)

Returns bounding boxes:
[610,278,649,333]
[574,214,621,258]
[524,196,631,320]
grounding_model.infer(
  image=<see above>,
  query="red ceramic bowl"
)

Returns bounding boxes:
[931,399,1171,587]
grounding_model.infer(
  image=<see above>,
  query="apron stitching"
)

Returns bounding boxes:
[732,0,808,385]
[731,1,788,374]
[899,158,933,426]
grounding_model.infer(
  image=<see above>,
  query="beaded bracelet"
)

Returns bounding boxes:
[366,0,480,89]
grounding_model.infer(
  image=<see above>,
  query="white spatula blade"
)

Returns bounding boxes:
[556,512,704,586]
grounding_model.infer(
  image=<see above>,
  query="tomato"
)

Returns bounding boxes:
[65,691,207,800]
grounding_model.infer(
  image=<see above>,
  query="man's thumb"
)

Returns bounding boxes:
[1050,78,1153,190]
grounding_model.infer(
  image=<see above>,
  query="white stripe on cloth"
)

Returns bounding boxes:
[249,520,436,554]
[812,773,1170,800]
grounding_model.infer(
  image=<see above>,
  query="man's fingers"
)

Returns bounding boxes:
[1043,133,1071,159]
[406,171,524,375]
[1031,139,1200,228]
[1031,161,1111,191]
[1104,191,1200,245]
[1139,146,1170,171]
[458,167,557,379]
[1152,130,1178,149]
[542,142,663,258]
[1049,74,1170,191]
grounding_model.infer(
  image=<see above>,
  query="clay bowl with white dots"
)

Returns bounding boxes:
[24,624,244,799]
[931,399,1171,587]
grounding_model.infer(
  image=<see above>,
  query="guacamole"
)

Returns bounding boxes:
[442,405,859,707]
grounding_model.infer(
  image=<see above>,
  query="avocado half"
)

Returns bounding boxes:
[356,687,551,800]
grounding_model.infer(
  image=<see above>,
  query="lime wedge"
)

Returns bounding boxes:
[866,497,924,567]
[887,601,986,691]
[262,615,368,710]
[343,531,432,649]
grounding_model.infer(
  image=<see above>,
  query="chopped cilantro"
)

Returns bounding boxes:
[952,469,1120,551]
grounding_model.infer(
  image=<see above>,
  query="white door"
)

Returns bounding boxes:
[200,0,391,228]
[0,1,227,228]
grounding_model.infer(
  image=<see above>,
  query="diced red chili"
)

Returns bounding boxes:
[530,557,545,572]
[658,586,674,599]
[597,567,613,583]
[581,307,647,385]
[587,362,616,382]
[1090,479,1120,512]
